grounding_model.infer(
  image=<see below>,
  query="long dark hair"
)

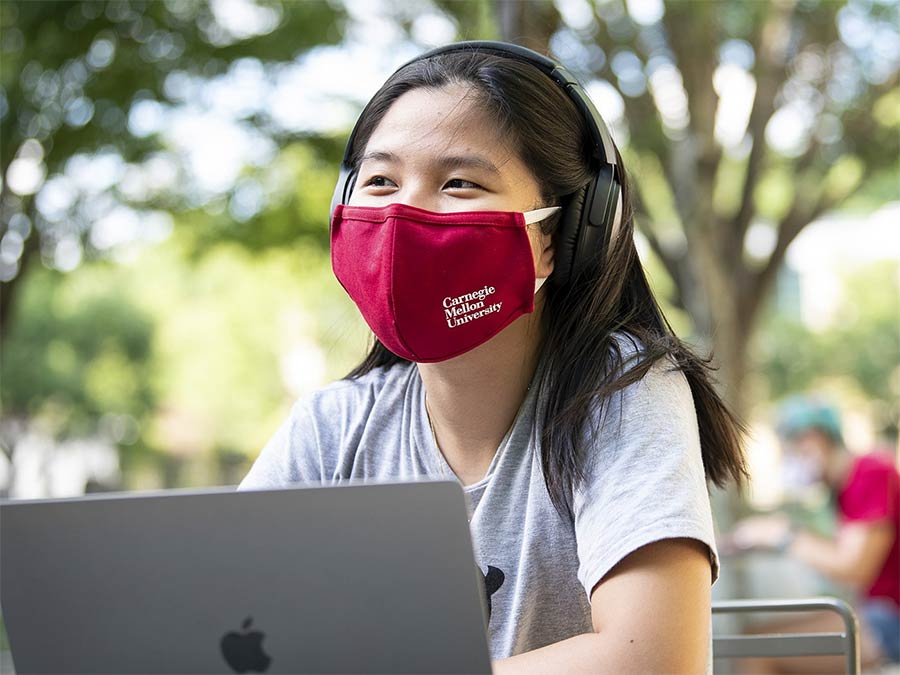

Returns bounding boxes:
[343,49,748,516]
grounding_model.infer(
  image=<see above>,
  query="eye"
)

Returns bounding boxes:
[363,175,397,189]
[443,178,483,190]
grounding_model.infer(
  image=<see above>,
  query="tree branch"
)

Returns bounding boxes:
[731,1,798,260]
[661,2,721,156]
[745,162,870,327]
[660,1,724,238]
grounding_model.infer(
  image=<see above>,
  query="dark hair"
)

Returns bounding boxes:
[344,49,748,516]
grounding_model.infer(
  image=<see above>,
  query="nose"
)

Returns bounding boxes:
[393,180,445,213]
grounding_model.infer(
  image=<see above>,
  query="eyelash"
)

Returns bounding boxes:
[444,178,482,190]
[364,176,396,188]
[362,176,484,191]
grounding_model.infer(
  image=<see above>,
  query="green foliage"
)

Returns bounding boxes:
[873,88,900,127]
[637,246,694,338]
[625,149,680,228]
[1,262,155,438]
[1,222,369,467]
[1,0,345,173]
[182,141,342,255]
[823,155,865,204]
[433,0,497,40]
[752,259,900,433]
[754,163,795,223]
[0,0,349,331]
[712,155,746,222]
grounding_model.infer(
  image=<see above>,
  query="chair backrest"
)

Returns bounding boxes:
[711,597,860,675]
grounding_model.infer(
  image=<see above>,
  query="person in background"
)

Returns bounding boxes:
[730,397,899,673]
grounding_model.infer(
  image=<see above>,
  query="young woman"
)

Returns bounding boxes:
[242,41,746,674]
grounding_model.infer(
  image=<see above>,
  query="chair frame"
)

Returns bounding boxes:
[712,597,860,675]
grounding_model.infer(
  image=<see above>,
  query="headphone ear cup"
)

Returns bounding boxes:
[554,184,589,286]
[569,167,621,281]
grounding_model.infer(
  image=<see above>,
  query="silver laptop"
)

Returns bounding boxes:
[1,480,493,674]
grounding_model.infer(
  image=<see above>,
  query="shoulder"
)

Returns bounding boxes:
[572,333,703,492]
[595,332,694,435]
[844,452,900,494]
[536,330,697,462]
[239,362,416,489]
[839,452,900,521]
[296,360,419,459]
[855,452,899,475]
[301,361,417,419]
[602,330,686,384]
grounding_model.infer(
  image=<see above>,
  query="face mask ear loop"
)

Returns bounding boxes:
[523,206,562,225]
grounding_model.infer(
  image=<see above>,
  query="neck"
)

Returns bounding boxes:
[418,308,544,485]
[825,448,853,489]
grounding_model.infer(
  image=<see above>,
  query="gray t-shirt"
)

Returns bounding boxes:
[240,342,719,662]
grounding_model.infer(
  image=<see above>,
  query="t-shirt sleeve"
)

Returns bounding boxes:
[572,356,719,599]
[238,398,325,490]
[841,457,900,524]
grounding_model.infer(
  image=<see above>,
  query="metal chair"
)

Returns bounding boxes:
[712,597,860,674]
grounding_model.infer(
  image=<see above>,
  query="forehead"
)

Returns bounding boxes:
[363,84,519,168]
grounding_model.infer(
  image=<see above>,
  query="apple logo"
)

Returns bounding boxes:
[220,616,272,673]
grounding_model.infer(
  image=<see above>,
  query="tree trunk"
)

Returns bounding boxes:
[495,0,522,42]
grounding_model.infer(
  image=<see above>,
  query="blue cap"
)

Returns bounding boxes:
[776,396,844,446]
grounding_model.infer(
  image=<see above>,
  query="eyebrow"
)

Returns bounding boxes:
[359,150,501,175]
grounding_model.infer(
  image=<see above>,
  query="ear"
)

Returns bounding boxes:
[535,228,555,280]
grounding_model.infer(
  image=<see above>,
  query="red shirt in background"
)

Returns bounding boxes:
[837,452,900,608]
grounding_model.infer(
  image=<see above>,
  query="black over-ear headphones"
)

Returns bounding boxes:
[330,41,623,285]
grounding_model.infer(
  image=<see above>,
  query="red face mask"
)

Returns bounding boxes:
[331,202,559,363]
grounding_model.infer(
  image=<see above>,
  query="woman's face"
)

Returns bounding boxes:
[349,83,554,278]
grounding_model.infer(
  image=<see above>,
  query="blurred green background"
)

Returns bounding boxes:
[1,0,897,502]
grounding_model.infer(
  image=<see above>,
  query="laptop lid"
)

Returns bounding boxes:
[1,480,492,674]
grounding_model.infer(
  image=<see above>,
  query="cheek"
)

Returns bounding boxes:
[347,191,378,207]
